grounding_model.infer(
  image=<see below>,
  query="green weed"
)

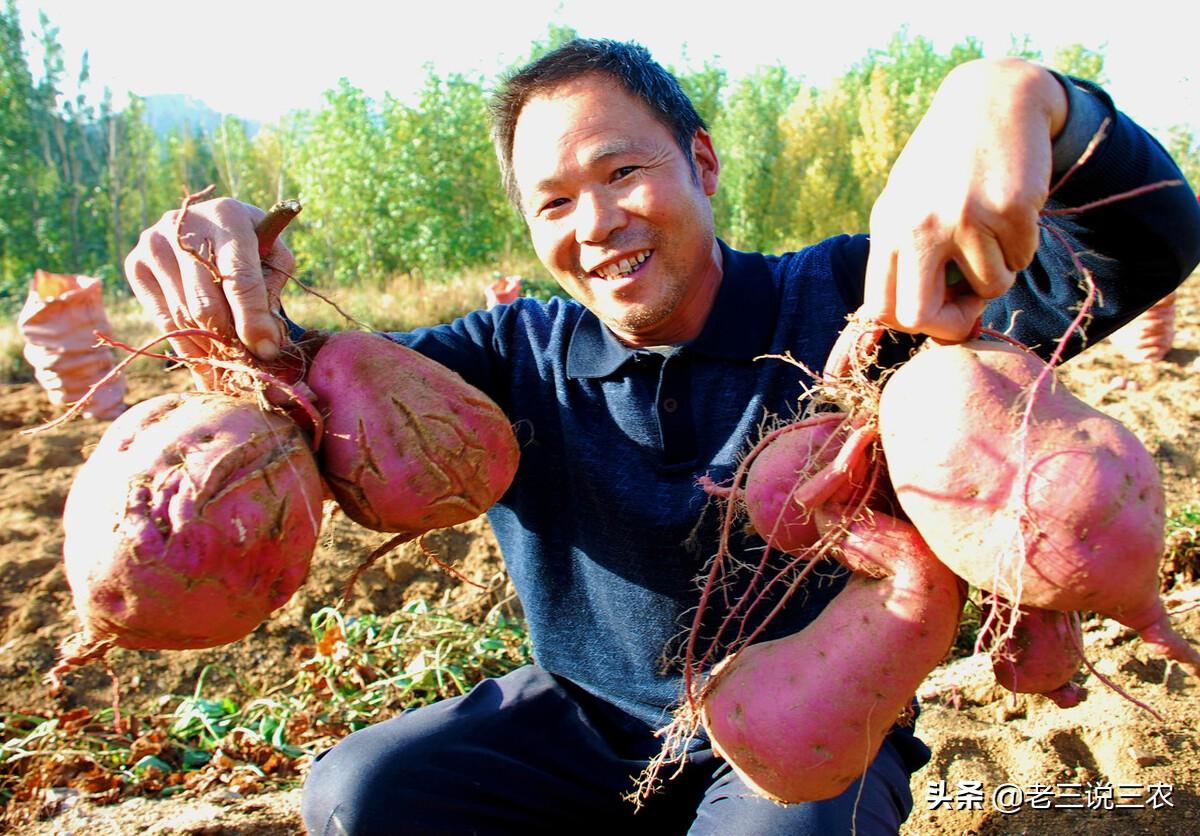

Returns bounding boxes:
[0,600,530,824]
[1164,503,1200,588]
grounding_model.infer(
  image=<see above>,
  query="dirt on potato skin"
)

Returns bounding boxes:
[2,276,1199,835]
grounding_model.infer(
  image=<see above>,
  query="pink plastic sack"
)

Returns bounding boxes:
[18,270,127,419]
[484,274,523,308]
[1109,292,1176,363]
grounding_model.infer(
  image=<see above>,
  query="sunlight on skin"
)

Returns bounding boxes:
[510,74,722,347]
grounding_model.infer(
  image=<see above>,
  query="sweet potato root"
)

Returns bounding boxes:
[742,414,873,555]
[306,331,519,535]
[878,339,1200,675]
[981,596,1087,708]
[700,511,963,802]
[61,392,322,654]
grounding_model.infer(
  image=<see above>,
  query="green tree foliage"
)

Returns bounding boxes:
[778,82,866,246]
[1050,43,1106,84]
[388,71,526,276]
[0,3,225,304]
[772,31,983,247]
[248,117,303,206]
[1166,127,1200,194]
[289,79,390,285]
[109,97,160,241]
[210,115,259,202]
[0,14,1183,316]
[163,126,219,205]
[285,70,531,287]
[674,58,725,128]
[711,65,800,252]
[846,33,984,216]
[1006,35,1043,62]
[0,0,42,300]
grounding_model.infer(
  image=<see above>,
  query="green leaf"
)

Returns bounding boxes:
[181,749,212,768]
[133,755,173,774]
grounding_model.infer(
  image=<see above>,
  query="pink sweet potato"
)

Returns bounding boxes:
[700,511,963,803]
[878,339,1200,675]
[981,596,1086,708]
[306,331,519,534]
[62,392,322,652]
[743,414,872,555]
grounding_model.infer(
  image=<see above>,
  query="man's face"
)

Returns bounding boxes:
[511,74,721,346]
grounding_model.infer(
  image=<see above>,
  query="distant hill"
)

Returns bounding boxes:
[141,94,259,138]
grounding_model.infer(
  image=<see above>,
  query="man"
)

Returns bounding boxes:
[125,39,1200,835]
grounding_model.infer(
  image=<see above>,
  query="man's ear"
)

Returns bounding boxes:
[692,128,720,196]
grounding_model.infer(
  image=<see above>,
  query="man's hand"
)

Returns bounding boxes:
[124,196,294,363]
[862,58,1069,342]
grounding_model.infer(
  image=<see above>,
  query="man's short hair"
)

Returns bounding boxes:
[490,38,707,208]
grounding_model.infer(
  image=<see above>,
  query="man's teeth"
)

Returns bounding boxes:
[597,251,649,279]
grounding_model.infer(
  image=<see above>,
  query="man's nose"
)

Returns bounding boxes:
[574,189,625,245]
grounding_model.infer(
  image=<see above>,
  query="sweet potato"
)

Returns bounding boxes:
[878,339,1200,675]
[700,511,963,803]
[62,392,322,652]
[306,331,519,534]
[981,596,1087,708]
[742,414,872,555]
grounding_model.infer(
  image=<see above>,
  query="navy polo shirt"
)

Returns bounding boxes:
[398,237,870,727]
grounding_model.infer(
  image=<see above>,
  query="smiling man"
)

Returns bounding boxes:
[124,39,1200,835]
[508,72,723,347]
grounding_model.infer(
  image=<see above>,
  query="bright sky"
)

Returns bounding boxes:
[12,0,1199,139]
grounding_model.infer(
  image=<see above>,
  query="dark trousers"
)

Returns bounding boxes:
[301,665,918,835]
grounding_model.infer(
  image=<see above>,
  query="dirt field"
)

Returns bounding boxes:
[1,276,1197,834]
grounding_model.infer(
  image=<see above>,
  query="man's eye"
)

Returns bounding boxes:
[612,166,639,181]
[539,197,569,214]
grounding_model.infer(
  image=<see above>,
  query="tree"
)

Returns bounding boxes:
[94,93,174,287]
[391,70,524,276]
[1051,43,1106,84]
[289,79,391,284]
[0,20,1140,315]
[210,115,257,202]
[1166,127,1200,195]
[163,125,219,209]
[778,83,865,246]
[779,31,984,245]
[0,0,42,299]
[712,65,800,252]
[120,95,171,234]
[673,58,725,128]
[247,115,304,206]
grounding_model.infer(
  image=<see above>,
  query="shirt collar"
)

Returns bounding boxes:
[565,239,779,379]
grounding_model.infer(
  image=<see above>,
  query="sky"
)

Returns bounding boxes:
[11,0,1199,139]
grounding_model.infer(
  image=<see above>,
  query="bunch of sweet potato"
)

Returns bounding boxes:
[699,331,1199,804]
[59,329,518,668]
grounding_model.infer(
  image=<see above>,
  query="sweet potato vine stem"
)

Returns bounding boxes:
[257,199,302,258]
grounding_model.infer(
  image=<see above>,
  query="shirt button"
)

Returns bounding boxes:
[662,398,678,413]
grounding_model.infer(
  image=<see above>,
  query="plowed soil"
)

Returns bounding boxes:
[2,276,1197,834]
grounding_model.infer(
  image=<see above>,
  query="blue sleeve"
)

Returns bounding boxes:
[387,306,511,401]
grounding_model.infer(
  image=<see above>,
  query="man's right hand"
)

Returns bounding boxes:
[124,196,294,364]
